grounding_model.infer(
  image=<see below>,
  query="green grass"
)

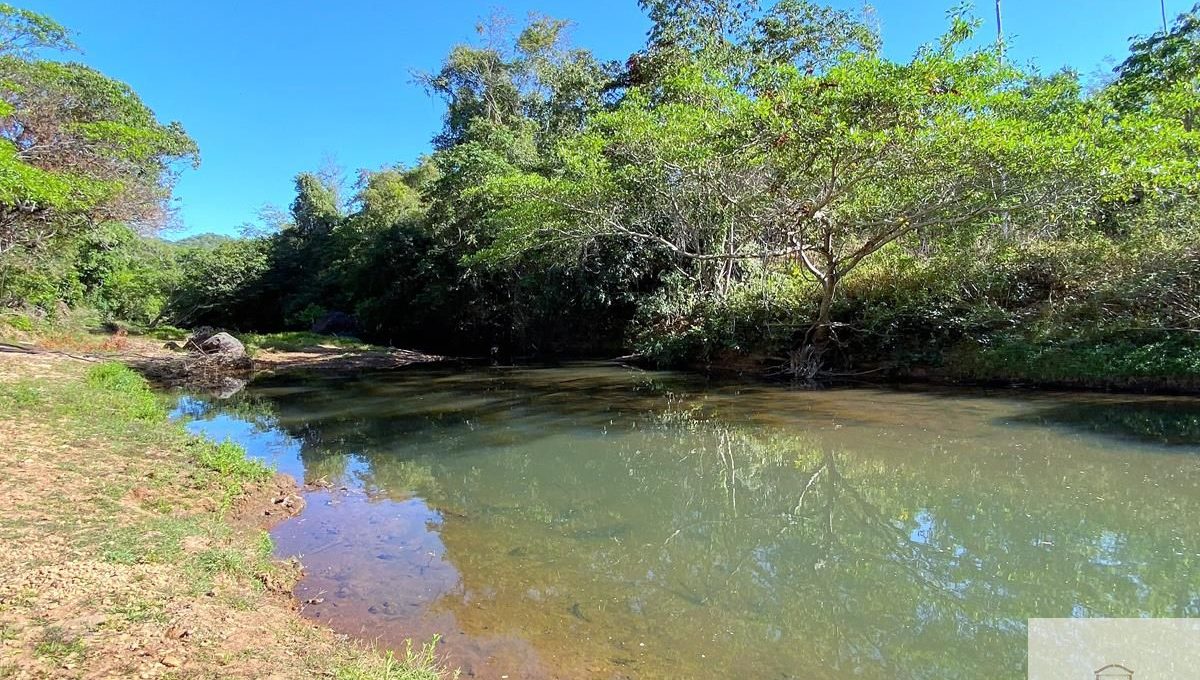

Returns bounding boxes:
[242,331,376,354]
[192,438,273,509]
[1,357,455,678]
[194,546,250,576]
[195,439,272,486]
[0,313,34,332]
[139,325,189,341]
[74,363,272,508]
[99,516,204,565]
[32,627,85,664]
[334,638,454,680]
[0,306,105,344]
[255,530,275,559]
[85,362,166,421]
[107,599,168,625]
[0,383,41,409]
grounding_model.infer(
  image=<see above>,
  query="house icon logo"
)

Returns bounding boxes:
[1094,663,1133,680]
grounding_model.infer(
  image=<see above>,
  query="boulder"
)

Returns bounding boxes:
[197,332,246,358]
[311,311,359,336]
[186,326,218,345]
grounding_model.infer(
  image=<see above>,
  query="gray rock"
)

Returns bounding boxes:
[197,332,246,358]
[186,326,219,346]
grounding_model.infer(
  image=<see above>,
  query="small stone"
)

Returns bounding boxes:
[165,625,188,640]
[161,655,183,668]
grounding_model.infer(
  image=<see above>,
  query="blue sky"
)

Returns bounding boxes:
[22,1,1181,237]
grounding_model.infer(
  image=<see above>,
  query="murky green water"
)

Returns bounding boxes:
[172,364,1200,679]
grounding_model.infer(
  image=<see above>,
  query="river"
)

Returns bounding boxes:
[172,363,1200,679]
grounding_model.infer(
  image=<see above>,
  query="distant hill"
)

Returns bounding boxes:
[166,233,236,249]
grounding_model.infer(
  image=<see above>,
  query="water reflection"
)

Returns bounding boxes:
[1014,398,1200,446]
[173,365,1200,680]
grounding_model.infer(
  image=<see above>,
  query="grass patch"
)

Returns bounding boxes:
[947,335,1200,386]
[192,438,272,509]
[99,516,204,565]
[139,325,189,341]
[107,599,168,625]
[0,383,41,409]
[194,546,252,578]
[255,530,275,559]
[194,439,271,483]
[33,627,85,664]
[187,542,278,595]
[1,306,106,347]
[242,331,376,354]
[334,638,455,680]
[66,363,270,507]
[0,313,34,332]
[85,362,166,421]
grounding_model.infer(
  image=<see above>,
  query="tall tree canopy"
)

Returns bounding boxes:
[0,5,196,260]
[15,0,1195,389]
[479,10,1196,375]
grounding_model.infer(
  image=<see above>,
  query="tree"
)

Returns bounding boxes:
[0,5,196,258]
[1109,3,1200,119]
[73,223,180,324]
[161,238,269,328]
[0,3,74,57]
[289,172,341,238]
[638,0,877,81]
[482,14,1132,378]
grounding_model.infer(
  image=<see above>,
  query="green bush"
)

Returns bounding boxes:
[947,335,1200,383]
[1,314,34,332]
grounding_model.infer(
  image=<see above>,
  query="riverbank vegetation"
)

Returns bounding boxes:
[2,1,1199,388]
[0,354,451,678]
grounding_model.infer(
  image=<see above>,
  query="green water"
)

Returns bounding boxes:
[173,364,1200,679]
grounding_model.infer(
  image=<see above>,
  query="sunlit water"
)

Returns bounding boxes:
[171,364,1200,679]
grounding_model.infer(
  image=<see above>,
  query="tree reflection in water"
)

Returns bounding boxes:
[174,365,1200,680]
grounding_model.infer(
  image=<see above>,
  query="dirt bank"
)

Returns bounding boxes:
[0,330,446,387]
[0,348,450,678]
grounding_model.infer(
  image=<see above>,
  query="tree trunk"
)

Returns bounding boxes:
[788,273,838,383]
[812,273,837,348]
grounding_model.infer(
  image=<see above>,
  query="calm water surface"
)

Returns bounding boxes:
[172,364,1200,679]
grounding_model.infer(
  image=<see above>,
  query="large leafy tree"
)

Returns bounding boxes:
[482,13,1181,377]
[412,15,656,352]
[639,0,877,76]
[1109,3,1200,123]
[0,5,196,263]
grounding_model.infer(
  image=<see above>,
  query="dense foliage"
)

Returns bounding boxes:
[4,1,1199,386]
[0,3,196,317]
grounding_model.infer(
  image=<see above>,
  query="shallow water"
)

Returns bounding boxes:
[172,364,1200,679]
